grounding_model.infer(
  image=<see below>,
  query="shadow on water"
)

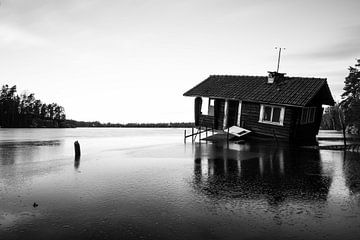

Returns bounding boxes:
[192,141,333,205]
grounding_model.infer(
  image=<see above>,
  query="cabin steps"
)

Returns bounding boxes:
[184,126,251,143]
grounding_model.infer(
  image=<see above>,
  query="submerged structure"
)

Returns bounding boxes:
[183,72,334,142]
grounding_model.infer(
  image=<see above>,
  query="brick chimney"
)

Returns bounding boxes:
[267,71,286,84]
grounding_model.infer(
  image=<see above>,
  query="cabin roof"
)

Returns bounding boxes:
[183,75,334,107]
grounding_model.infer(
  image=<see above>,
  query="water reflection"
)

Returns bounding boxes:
[343,152,360,195]
[0,140,62,166]
[0,140,61,147]
[74,156,81,169]
[192,142,332,205]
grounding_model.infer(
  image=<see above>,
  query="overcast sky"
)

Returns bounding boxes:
[0,0,359,123]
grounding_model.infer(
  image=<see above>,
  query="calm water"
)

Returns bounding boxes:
[1,128,360,240]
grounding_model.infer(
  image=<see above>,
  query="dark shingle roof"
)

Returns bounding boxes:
[183,75,334,107]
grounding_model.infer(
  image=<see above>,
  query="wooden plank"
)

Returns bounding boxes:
[224,126,251,137]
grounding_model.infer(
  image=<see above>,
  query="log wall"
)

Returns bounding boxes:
[241,101,293,140]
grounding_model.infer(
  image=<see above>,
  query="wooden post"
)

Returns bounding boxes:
[184,129,186,143]
[74,141,81,158]
[338,109,347,149]
[223,100,229,129]
[227,127,229,148]
[199,127,201,143]
[192,127,194,143]
[237,101,242,126]
[206,127,208,143]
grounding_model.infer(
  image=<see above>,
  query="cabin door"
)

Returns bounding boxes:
[226,100,239,128]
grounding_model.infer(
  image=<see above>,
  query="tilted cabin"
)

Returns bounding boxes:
[183,72,334,142]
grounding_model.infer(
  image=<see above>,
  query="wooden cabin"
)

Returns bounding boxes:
[183,72,334,142]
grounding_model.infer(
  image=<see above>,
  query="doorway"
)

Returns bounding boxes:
[226,100,239,128]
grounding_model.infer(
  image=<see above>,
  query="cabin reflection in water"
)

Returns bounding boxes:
[192,142,332,204]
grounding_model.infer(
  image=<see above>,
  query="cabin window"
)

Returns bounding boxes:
[201,98,215,116]
[300,107,316,124]
[263,106,272,121]
[259,104,285,126]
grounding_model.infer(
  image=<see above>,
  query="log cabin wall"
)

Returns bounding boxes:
[291,105,324,142]
[197,99,225,130]
[199,115,215,128]
[185,75,335,142]
[196,98,324,142]
[240,101,293,139]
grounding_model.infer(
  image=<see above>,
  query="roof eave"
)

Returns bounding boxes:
[302,80,335,106]
[182,94,309,108]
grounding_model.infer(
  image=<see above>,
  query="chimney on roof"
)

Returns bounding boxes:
[267,71,286,84]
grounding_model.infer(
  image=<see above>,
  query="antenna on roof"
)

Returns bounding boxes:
[275,47,285,73]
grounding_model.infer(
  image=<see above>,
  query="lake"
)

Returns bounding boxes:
[1,128,360,240]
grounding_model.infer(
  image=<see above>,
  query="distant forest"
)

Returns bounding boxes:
[65,120,195,128]
[1,84,194,128]
[0,85,66,128]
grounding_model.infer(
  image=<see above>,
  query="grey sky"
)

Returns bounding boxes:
[0,0,359,122]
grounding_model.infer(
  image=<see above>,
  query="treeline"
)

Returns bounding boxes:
[0,85,66,128]
[320,59,360,134]
[320,104,343,130]
[65,120,195,128]
[321,101,360,134]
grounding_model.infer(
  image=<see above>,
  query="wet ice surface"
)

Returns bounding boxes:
[1,128,360,240]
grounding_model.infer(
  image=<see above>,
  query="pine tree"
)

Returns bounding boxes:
[341,59,360,133]
[341,59,360,109]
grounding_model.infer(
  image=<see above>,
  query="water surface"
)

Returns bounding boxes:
[1,128,360,240]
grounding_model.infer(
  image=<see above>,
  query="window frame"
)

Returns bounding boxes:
[258,104,285,126]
